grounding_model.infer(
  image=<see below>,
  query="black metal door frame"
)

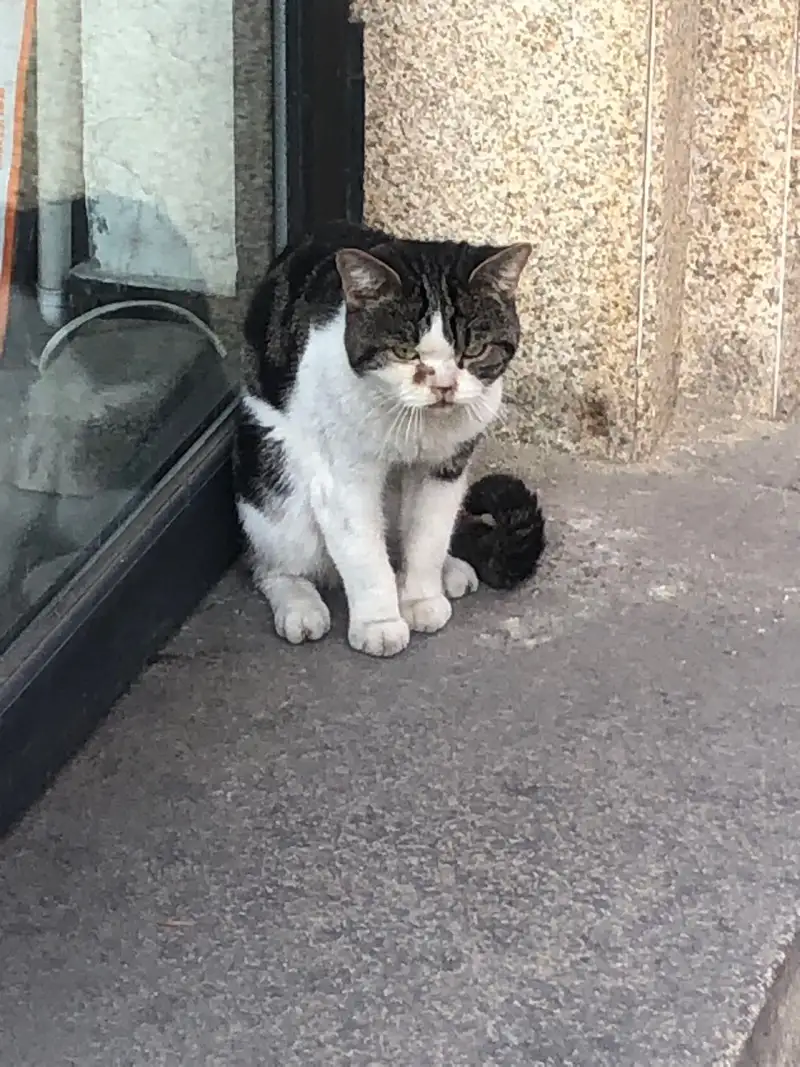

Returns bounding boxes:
[285,0,364,241]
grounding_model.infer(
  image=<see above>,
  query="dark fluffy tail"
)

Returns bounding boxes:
[449,473,546,591]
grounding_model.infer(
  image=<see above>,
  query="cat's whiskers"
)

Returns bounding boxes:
[377,397,420,462]
[404,405,416,452]
[394,403,413,458]
[394,406,415,455]
[468,393,506,430]
[378,400,410,461]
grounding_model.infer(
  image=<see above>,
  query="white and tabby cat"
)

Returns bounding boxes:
[235,222,545,657]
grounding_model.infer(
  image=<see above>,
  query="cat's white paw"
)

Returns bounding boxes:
[274,594,331,644]
[442,555,480,599]
[401,594,452,634]
[349,617,410,657]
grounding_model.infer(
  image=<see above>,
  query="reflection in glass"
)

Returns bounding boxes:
[0,0,273,653]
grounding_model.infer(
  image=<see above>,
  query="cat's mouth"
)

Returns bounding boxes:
[428,397,458,411]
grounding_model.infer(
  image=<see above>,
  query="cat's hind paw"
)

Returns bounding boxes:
[348,617,410,657]
[442,555,480,599]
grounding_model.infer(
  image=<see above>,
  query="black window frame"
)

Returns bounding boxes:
[0,0,365,836]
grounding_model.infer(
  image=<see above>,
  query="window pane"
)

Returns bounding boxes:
[0,0,273,652]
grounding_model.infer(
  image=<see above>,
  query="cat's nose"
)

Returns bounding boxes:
[431,384,456,404]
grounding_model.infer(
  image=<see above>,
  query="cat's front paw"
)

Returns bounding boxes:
[348,617,411,657]
[401,594,452,634]
[443,555,480,599]
[274,595,331,644]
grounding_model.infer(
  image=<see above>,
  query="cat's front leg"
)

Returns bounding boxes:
[398,468,471,633]
[309,461,409,657]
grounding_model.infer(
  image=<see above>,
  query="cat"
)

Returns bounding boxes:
[235,221,545,657]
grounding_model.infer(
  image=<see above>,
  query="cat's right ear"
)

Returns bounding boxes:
[335,249,402,309]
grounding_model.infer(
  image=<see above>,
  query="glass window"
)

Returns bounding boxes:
[0,0,275,652]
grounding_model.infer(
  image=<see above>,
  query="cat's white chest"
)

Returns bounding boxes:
[382,385,502,466]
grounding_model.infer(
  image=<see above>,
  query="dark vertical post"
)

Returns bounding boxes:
[284,0,365,243]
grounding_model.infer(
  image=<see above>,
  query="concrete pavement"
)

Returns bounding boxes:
[3,417,800,1065]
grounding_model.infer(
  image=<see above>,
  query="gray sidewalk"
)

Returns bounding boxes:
[3,418,800,1066]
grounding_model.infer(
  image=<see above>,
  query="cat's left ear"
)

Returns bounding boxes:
[335,248,402,309]
[469,242,532,299]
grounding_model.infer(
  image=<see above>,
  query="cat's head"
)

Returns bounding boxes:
[334,238,531,413]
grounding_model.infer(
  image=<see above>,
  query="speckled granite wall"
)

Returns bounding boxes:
[681,0,797,421]
[355,0,800,457]
[353,0,651,457]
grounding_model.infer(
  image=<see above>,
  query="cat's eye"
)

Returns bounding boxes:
[463,341,515,365]
[462,344,492,362]
[391,345,418,361]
